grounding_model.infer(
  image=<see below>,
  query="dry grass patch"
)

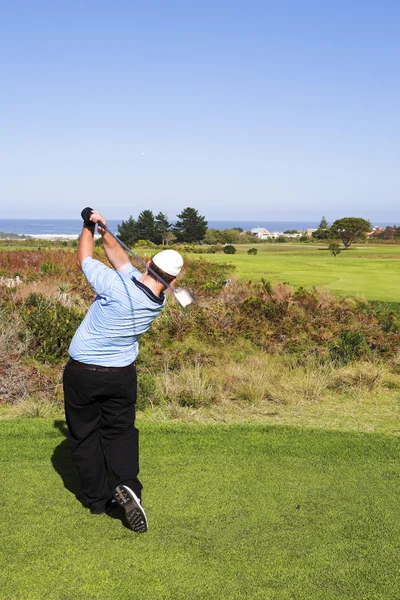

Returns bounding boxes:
[158,363,219,407]
[9,395,61,418]
[225,355,332,405]
[329,362,387,394]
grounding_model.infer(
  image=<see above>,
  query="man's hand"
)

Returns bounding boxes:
[78,207,130,272]
[87,210,107,234]
[77,207,97,268]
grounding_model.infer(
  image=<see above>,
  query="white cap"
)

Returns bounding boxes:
[152,249,183,277]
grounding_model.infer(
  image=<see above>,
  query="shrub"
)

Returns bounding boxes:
[247,248,258,255]
[240,297,288,321]
[137,372,159,409]
[330,331,371,365]
[40,260,62,275]
[329,241,341,257]
[21,293,84,364]
[180,259,235,292]
[223,245,236,254]
[136,239,157,248]
[260,278,273,294]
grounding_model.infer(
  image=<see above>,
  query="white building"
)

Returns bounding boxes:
[250,227,301,240]
[250,227,271,239]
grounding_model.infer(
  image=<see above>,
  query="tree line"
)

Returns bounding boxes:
[117,208,374,249]
[117,207,208,245]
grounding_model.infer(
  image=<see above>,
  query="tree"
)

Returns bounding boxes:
[117,216,137,246]
[312,228,330,240]
[223,245,236,254]
[313,216,330,240]
[330,217,371,248]
[329,241,341,257]
[154,212,171,245]
[319,216,329,229]
[220,229,242,244]
[173,207,208,243]
[203,228,223,245]
[135,210,156,242]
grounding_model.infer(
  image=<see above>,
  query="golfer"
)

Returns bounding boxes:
[63,209,183,532]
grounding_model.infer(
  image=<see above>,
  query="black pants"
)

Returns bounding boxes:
[63,359,142,513]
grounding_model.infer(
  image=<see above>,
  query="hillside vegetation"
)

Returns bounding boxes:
[0,247,399,432]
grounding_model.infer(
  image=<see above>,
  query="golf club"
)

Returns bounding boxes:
[81,208,194,308]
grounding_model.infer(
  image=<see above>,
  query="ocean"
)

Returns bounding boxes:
[0,219,395,237]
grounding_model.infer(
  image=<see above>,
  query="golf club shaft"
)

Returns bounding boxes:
[97,221,176,294]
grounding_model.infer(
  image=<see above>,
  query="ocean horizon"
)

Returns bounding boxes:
[0,218,396,237]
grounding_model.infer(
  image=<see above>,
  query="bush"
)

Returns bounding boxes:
[247,248,258,255]
[21,293,84,364]
[329,241,341,257]
[136,239,157,248]
[223,245,236,254]
[137,372,159,409]
[260,279,273,294]
[330,331,371,365]
[180,259,235,292]
[40,260,63,275]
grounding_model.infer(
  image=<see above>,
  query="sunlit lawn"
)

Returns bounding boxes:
[0,419,399,600]
[192,244,400,302]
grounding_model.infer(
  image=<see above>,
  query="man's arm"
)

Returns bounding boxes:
[77,224,96,269]
[85,210,131,272]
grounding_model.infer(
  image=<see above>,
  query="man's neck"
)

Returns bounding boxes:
[139,273,165,298]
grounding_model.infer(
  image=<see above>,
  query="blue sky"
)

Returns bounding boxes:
[1,0,399,221]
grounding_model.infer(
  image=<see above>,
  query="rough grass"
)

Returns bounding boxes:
[149,354,397,409]
[0,419,399,600]
[3,352,399,436]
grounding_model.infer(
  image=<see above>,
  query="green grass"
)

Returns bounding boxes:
[1,419,399,599]
[192,244,400,302]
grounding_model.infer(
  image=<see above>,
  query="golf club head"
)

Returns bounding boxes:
[174,288,194,308]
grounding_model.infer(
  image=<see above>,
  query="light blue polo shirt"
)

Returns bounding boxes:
[69,257,165,367]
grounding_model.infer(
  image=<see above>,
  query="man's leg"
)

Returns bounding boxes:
[99,366,143,500]
[63,361,111,513]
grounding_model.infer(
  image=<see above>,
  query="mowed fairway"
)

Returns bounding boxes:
[194,245,400,302]
[1,419,399,600]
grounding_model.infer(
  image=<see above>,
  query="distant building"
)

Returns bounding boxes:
[366,227,384,237]
[306,228,317,237]
[250,227,302,240]
[250,227,271,239]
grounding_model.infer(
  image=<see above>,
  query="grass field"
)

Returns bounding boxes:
[1,419,399,600]
[193,244,400,302]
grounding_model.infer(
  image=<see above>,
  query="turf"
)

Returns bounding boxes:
[194,244,400,302]
[0,419,399,599]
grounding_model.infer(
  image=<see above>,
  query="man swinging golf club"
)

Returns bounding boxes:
[63,208,184,532]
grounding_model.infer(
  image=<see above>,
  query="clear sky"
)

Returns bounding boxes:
[1,0,399,221]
